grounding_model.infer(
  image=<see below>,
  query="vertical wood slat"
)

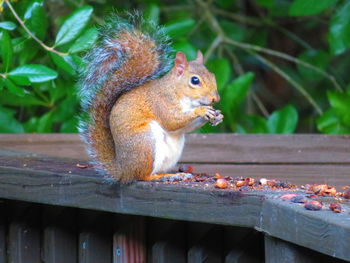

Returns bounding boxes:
[0,202,5,263]
[265,235,318,263]
[149,219,186,263]
[225,228,263,263]
[113,215,146,263]
[79,210,112,263]
[8,201,41,263]
[42,206,77,263]
[187,224,223,263]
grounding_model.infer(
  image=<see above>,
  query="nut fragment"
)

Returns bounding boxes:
[329,203,341,213]
[304,200,322,211]
[215,178,228,189]
[290,195,307,203]
[178,164,193,173]
[343,190,350,199]
[259,178,267,185]
[76,163,88,169]
[281,193,298,200]
[236,180,245,187]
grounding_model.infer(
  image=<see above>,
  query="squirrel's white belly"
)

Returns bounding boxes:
[149,121,185,174]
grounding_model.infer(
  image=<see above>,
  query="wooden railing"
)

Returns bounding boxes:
[0,134,349,262]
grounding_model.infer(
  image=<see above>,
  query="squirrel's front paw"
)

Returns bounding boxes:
[210,109,224,126]
[202,106,223,126]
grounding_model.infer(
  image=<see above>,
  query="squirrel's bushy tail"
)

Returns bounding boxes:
[78,13,172,176]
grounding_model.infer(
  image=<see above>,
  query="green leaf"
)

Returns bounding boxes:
[3,78,26,96]
[220,20,245,42]
[237,115,268,134]
[206,58,232,90]
[144,4,160,25]
[0,21,17,31]
[8,75,31,86]
[267,105,298,134]
[60,117,78,133]
[327,91,350,125]
[37,111,54,132]
[297,50,330,81]
[55,5,93,46]
[221,73,254,128]
[328,1,350,55]
[0,30,13,72]
[50,53,76,75]
[24,1,48,40]
[317,109,350,134]
[9,64,58,83]
[289,0,336,16]
[0,107,24,133]
[163,18,195,38]
[68,27,98,54]
[172,40,197,60]
[0,90,46,106]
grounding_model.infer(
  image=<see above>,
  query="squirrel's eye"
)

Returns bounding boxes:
[190,76,200,85]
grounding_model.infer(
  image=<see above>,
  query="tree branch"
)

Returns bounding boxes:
[5,0,68,57]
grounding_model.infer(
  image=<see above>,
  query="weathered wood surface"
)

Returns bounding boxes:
[0,151,349,261]
[42,207,77,263]
[1,133,350,164]
[1,134,350,188]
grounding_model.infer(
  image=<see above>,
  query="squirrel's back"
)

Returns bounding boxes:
[78,14,172,175]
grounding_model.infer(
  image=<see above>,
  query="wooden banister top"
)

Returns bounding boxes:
[1,133,350,163]
[0,133,350,261]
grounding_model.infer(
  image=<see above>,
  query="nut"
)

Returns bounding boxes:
[343,190,350,199]
[178,164,193,173]
[304,200,322,211]
[281,193,298,200]
[215,178,228,189]
[329,203,341,213]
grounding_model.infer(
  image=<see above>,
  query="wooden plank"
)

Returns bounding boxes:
[1,133,350,164]
[79,210,112,263]
[224,228,263,263]
[260,198,350,262]
[42,206,77,263]
[149,219,186,263]
[0,202,5,263]
[0,155,350,261]
[186,164,350,190]
[8,201,41,263]
[113,216,146,263]
[264,235,347,263]
[187,225,223,263]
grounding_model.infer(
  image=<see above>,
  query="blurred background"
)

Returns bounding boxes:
[0,0,349,134]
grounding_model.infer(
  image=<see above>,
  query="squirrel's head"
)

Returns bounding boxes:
[172,51,220,106]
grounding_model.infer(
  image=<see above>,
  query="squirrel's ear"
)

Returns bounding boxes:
[194,50,204,64]
[175,52,188,77]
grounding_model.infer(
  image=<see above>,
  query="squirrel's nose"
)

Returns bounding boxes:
[212,91,220,103]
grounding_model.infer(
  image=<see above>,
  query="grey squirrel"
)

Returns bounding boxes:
[79,14,223,182]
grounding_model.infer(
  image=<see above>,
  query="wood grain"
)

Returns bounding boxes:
[42,207,77,263]
[0,203,5,263]
[0,156,349,261]
[79,210,112,263]
[1,133,350,164]
[8,202,41,263]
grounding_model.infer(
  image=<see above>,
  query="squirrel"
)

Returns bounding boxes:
[79,14,223,182]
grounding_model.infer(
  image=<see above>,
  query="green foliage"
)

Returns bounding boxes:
[0,0,349,134]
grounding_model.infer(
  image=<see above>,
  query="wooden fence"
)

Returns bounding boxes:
[0,134,349,262]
